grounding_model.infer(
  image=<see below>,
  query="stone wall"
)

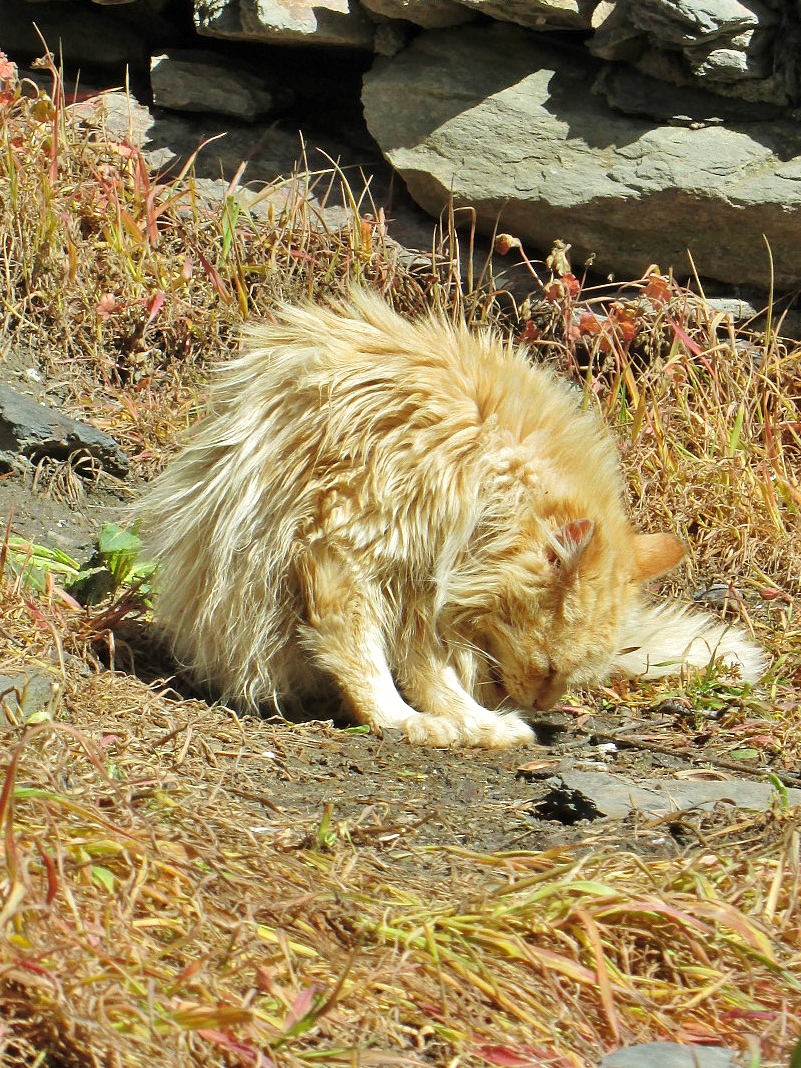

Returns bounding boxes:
[2,0,800,289]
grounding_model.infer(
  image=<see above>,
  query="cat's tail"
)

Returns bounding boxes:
[613,599,767,685]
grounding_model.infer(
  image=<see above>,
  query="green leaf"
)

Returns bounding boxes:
[220,195,240,263]
[95,522,154,588]
[727,748,760,761]
[90,866,117,893]
[97,522,142,557]
[25,707,53,725]
[768,773,790,810]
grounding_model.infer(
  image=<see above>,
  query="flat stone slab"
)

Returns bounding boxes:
[541,770,800,821]
[0,386,129,479]
[196,0,376,47]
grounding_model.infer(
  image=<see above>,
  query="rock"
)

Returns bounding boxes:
[150,50,284,121]
[589,1,647,62]
[195,0,376,48]
[0,386,129,479]
[616,0,787,103]
[362,23,801,288]
[593,65,784,124]
[537,770,801,822]
[0,669,61,726]
[360,0,475,29]
[601,1043,742,1068]
[454,0,595,31]
[628,0,773,49]
[373,21,409,57]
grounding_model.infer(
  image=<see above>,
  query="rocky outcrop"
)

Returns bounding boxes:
[2,0,800,289]
[363,23,801,288]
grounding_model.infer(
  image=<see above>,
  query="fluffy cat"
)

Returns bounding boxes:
[136,292,766,748]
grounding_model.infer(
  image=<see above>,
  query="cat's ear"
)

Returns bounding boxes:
[632,532,685,582]
[547,518,595,572]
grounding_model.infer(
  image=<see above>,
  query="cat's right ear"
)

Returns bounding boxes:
[547,518,595,573]
[632,532,685,582]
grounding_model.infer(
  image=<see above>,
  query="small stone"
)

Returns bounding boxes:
[0,670,61,725]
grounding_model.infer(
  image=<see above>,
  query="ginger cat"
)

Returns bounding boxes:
[137,292,765,747]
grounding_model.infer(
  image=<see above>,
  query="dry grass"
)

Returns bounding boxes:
[0,45,800,1068]
[0,597,798,1068]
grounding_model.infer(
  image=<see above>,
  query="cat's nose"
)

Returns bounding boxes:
[505,669,567,711]
[530,672,568,711]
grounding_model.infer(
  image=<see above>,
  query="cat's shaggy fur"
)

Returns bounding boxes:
[137,292,765,747]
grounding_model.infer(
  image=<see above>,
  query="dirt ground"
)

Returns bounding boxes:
[1,413,790,863]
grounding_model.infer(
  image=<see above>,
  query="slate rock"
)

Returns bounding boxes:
[362,22,801,288]
[150,50,282,121]
[539,770,801,822]
[0,386,129,479]
[360,0,476,28]
[593,65,784,124]
[195,0,376,47]
[453,0,595,30]
[601,1042,742,1068]
[628,0,772,48]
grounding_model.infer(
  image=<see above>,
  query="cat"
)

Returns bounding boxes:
[136,291,766,748]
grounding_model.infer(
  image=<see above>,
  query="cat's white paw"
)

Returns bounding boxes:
[400,710,534,749]
[480,712,536,748]
[401,713,465,747]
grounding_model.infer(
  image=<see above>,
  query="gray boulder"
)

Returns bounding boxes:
[150,50,280,121]
[194,0,375,47]
[362,23,801,288]
[0,386,129,479]
[454,0,595,30]
[360,0,475,28]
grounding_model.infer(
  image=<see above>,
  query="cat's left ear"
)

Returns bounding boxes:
[632,532,685,582]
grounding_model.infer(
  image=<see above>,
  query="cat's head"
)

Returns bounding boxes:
[468,519,685,712]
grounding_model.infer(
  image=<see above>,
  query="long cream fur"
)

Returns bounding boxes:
[136,292,766,747]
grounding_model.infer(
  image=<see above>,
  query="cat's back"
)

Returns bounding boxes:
[220,292,590,444]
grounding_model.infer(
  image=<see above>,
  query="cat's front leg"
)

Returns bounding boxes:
[401,659,535,749]
[295,542,471,746]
